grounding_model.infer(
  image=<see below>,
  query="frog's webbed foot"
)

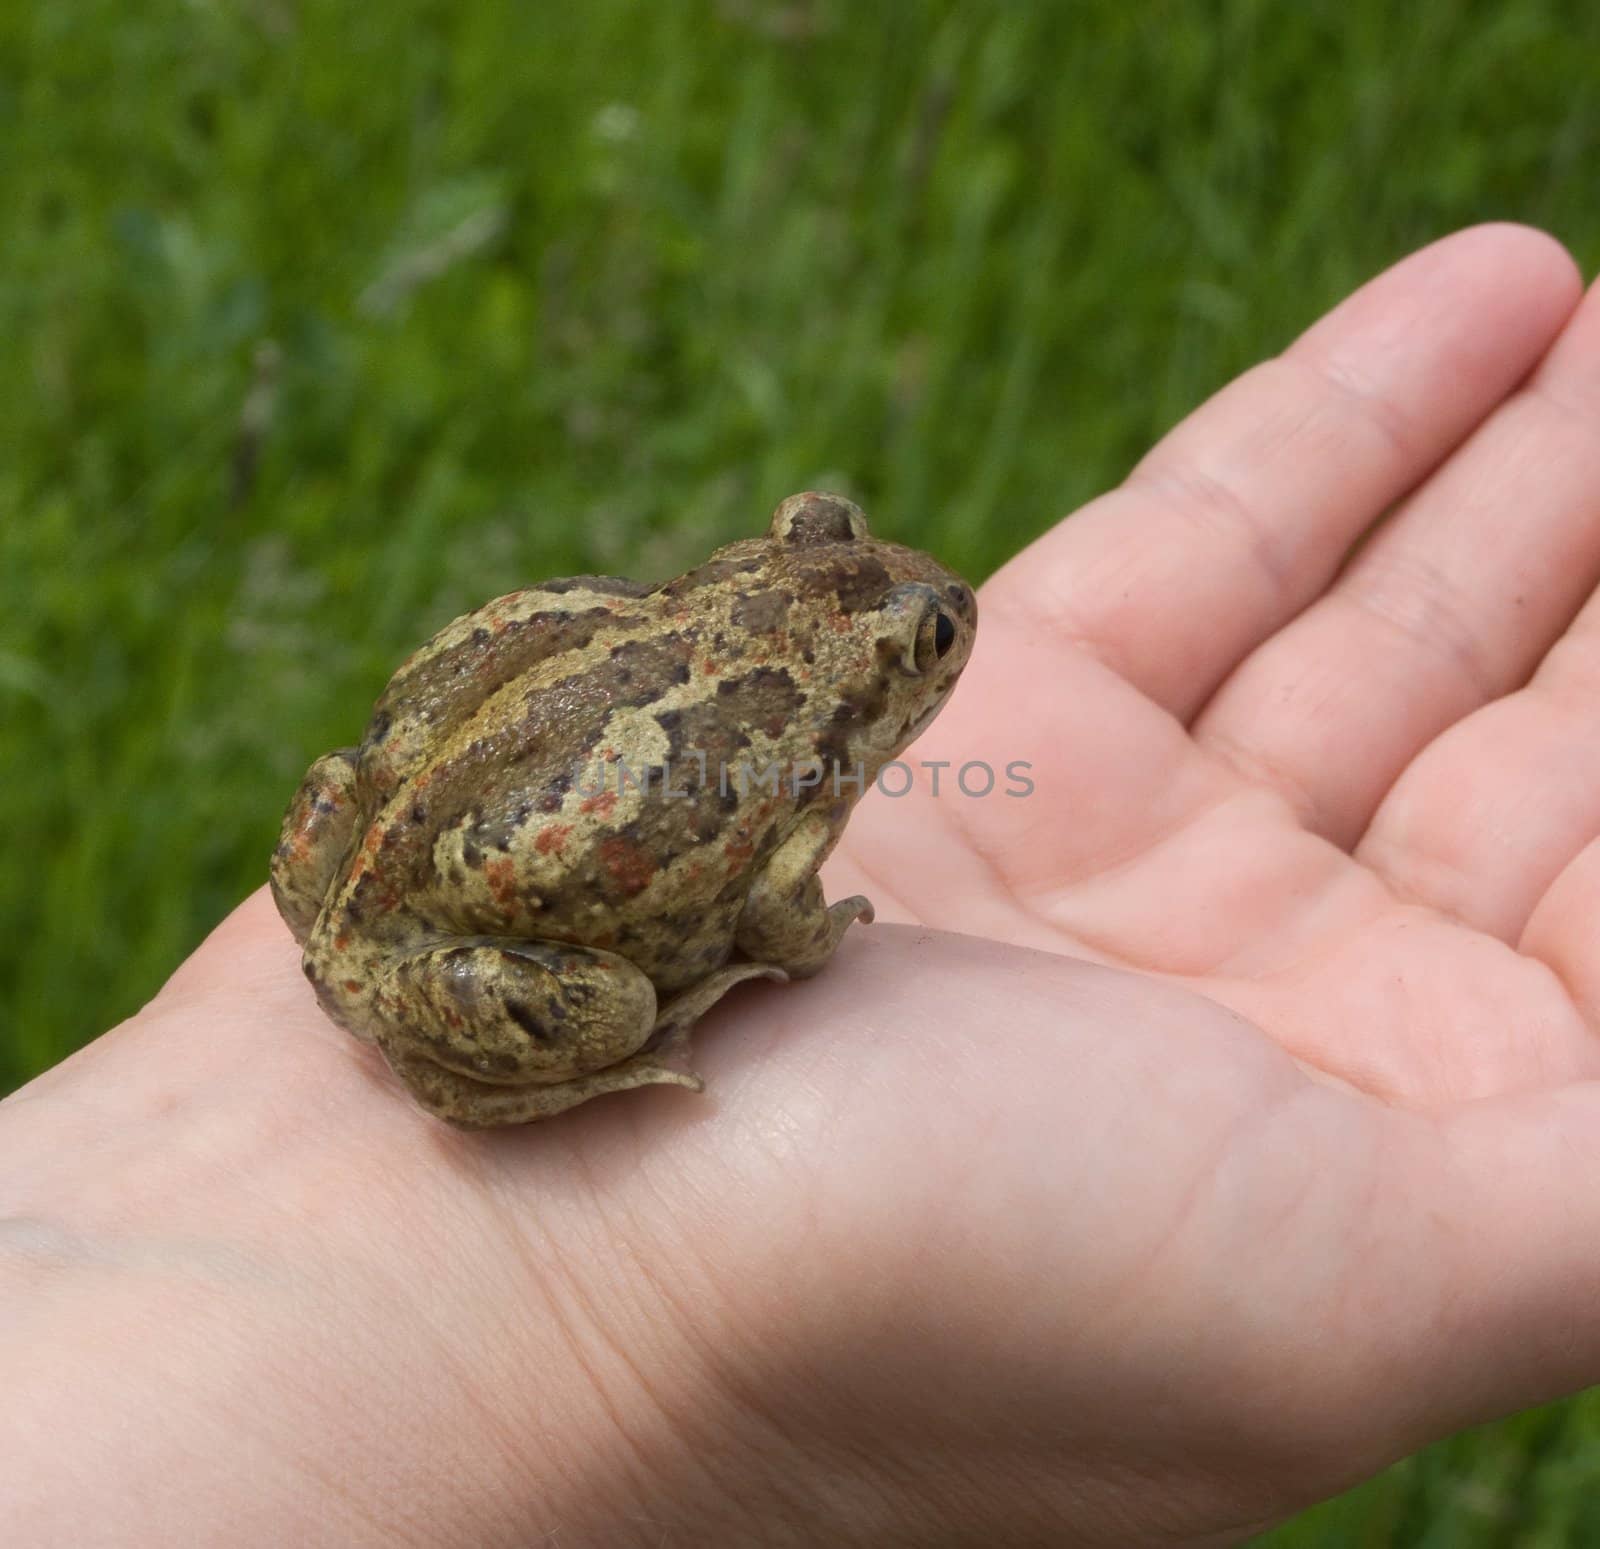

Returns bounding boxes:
[644,961,790,1070]
[740,887,873,981]
[385,1045,706,1129]
[382,961,785,1129]
[812,894,875,969]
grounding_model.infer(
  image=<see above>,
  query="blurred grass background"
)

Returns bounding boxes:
[4,0,1600,1538]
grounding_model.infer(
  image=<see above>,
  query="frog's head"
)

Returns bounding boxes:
[766,491,978,778]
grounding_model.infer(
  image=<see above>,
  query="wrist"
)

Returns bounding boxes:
[0,905,717,1545]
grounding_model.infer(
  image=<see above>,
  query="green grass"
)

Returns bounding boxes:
[4,0,1600,1538]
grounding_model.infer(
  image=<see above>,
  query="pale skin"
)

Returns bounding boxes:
[8,223,1600,1545]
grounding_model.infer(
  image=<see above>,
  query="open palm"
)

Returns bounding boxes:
[838,223,1600,1108]
[791,223,1600,1534]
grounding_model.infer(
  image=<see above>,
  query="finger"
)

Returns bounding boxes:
[984,225,1581,721]
[1196,269,1600,848]
[1351,603,1600,940]
[1521,822,1600,1027]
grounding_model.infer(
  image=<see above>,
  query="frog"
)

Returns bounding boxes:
[269,491,977,1127]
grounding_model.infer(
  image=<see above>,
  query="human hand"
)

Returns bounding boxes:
[5,224,1598,1548]
[830,220,1600,1531]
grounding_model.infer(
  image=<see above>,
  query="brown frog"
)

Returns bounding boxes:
[270,492,977,1126]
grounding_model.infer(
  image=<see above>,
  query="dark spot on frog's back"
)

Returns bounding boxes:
[607,634,693,700]
[367,606,625,782]
[469,606,632,680]
[656,701,751,764]
[659,557,766,597]
[717,666,804,735]
[731,588,789,633]
[801,552,892,613]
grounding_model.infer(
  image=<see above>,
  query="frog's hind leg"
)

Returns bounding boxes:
[270,748,360,943]
[375,945,785,1128]
[371,937,681,1127]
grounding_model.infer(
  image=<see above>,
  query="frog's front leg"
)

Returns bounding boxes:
[735,806,873,979]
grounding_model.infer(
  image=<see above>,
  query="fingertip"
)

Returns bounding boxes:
[1402,221,1582,320]
[1293,221,1584,411]
[1466,220,1582,301]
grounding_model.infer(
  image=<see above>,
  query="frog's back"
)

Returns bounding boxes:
[323,558,819,991]
[358,574,663,805]
[393,627,823,991]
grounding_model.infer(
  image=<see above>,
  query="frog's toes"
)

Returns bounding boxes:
[832,894,874,929]
[391,1048,706,1129]
[652,961,789,1041]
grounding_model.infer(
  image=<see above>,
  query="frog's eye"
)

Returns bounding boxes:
[912,601,960,674]
[769,491,871,546]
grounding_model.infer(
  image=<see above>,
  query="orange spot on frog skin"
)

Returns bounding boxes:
[722,832,756,876]
[599,835,656,895]
[334,933,351,950]
[484,856,519,907]
[534,823,573,856]
[581,790,618,818]
[343,979,362,994]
